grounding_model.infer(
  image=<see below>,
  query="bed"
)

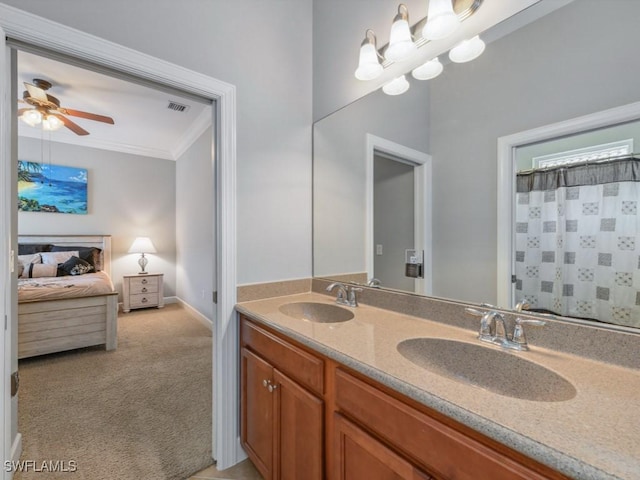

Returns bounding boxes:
[17,235,118,359]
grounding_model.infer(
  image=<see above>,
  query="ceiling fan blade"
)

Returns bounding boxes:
[24,82,48,102]
[61,108,115,125]
[53,114,90,136]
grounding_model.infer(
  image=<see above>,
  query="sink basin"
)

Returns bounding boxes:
[279,302,354,323]
[397,338,576,402]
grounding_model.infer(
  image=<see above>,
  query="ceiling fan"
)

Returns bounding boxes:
[18,78,115,136]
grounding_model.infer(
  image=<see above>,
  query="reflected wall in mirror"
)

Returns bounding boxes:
[313,0,640,332]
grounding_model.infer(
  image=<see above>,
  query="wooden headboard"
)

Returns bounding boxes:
[17,235,112,276]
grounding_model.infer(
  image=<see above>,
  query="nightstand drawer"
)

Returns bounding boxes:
[129,276,159,291]
[129,293,159,308]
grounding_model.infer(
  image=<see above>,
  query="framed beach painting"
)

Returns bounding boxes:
[18,161,88,214]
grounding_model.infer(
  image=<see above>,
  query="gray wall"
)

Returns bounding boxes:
[429,0,640,303]
[176,128,215,320]
[18,137,177,300]
[4,0,313,286]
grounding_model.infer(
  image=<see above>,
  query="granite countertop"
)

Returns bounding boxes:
[237,292,640,480]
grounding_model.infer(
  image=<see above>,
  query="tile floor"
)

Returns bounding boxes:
[188,459,263,480]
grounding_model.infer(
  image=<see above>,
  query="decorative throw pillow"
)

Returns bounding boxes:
[40,250,79,265]
[18,243,53,255]
[59,256,94,276]
[20,263,58,278]
[50,246,102,271]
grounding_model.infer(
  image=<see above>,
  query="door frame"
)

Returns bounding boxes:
[496,101,640,310]
[0,3,242,474]
[365,134,432,295]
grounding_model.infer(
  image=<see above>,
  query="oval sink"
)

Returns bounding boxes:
[397,338,576,402]
[279,302,354,323]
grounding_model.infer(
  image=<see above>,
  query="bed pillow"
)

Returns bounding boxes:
[40,250,79,266]
[18,253,42,268]
[59,256,94,276]
[18,243,53,255]
[50,246,102,271]
[20,263,58,278]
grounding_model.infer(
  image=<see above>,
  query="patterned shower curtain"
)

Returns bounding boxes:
[514,158,640,328]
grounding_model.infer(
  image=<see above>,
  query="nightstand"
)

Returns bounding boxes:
[122,273,164,313]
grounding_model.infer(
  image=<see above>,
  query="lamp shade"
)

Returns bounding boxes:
[412,57,443,80]
[128,237,157,254]
[21,109,42,126]
[449,35,485,63]
[422,0,460,41]
[42,114,64,131]
[382,75,410,96]
[355,30,383,81]
[384,5,417,63]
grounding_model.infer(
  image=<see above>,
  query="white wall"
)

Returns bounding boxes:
[18,137,177,300]
[176,128,215,320]
[2,0,314,286]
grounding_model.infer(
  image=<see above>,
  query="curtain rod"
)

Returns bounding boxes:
[518,153,640,175]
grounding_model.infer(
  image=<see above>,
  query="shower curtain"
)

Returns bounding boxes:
[514,158,640,328]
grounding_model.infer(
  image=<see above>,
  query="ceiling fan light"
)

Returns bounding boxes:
[449,35,486,63]
[412,57,444,80]
[20,109,42,127]
[385,5,417,63]
[355,30,383,81]
[43,114,64,131]
[382,75,410,96]
[422,0,460,41]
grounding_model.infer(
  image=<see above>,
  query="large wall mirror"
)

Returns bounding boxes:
[313,0,640,332]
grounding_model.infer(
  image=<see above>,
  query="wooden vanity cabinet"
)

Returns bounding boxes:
[239,314,568,480]
[240,316,324,480]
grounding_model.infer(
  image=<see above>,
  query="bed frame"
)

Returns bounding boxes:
[17,235,118,359]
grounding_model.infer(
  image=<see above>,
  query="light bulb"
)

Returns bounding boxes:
[385,5,417,63]
[449,35,486,63]
[422,0,460,41]
[382,75,410,96]
[412,57,443,80]
[355,30,383,81]
[20,109,42,126]
[43,114,64,131]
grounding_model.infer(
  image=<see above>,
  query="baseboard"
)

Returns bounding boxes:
[164,296,178,305]
[176,298,214,331]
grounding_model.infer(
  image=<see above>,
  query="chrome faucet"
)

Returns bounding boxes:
[326,282,361,307]
[465,307,545,351]
[514,300,531,312]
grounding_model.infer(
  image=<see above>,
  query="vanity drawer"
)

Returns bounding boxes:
[129,276,159,292]
[334,368,554,480]
[240,316,324,395]
[129,293,159,309]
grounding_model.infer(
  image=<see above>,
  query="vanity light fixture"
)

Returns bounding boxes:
[355,29,384,81]
[385,4,417,63]
[412,57,444,80]
[382,75,410,96]
[354,1,485,95]
[449,35,486,63]
[422,0,460,41]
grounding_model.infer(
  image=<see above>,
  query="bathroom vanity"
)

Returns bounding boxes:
[237,292,640,480]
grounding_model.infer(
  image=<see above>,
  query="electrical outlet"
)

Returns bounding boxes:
[201,289,206,299]
[376,244,383,255]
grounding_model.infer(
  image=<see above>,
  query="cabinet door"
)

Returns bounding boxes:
[333,413,432,480]
[274,369,324,480]
[241,348,274,479]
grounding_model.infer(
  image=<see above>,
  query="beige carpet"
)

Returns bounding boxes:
[16,304,214,480]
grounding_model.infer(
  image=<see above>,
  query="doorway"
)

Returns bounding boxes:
[365,134,432,295]
[0,6,240,478]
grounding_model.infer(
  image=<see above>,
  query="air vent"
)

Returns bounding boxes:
[167,101,190,113]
